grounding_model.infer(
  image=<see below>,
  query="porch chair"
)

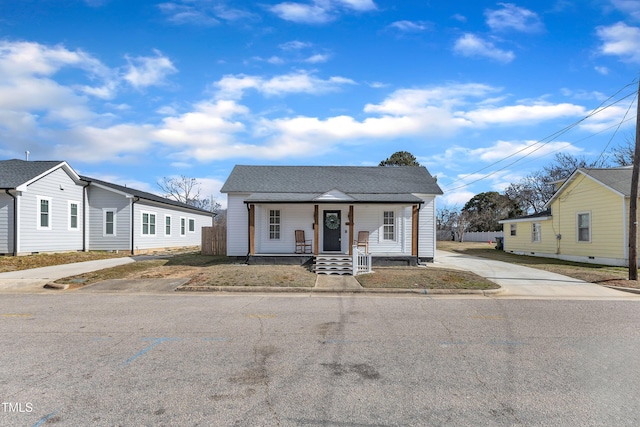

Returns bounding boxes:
[295,230,312,254]
[354,231,369,253]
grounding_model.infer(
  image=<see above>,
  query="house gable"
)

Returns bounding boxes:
[313,189,355,202]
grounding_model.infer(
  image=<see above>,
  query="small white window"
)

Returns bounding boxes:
[383,211,395,241]
[269,210,281,240]
[104,209,116,236]
[532,223,541,242]
[510,224,517,236]
[180,217,186,236]
[165,215,172,236]
[142,212,156,236]
[69,201,79,230]
[577,212,591,242]
[37,197,52,230]
[188,218,195,233]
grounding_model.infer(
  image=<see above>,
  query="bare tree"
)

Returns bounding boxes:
[609,135,635,166]
[158,175,212,210]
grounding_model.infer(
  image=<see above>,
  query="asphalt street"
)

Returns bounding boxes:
[1,293,640,426]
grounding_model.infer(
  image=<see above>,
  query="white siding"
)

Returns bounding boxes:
[255,204,315,254]
[86,185,131,251]
[19,168,84,253]
[353,205,412,256]
[227,193,250,256]
[0,192,14,254]
[133,200,211,250]
[417,194,436,260]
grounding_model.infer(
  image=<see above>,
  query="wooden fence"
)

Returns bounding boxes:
[201,226,227,256]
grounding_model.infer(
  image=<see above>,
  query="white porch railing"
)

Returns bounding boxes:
[352,245,372,275]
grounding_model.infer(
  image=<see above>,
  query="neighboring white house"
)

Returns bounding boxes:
[220,165,443,266]
[0,159,213,255]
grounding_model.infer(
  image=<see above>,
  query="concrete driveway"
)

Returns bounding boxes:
[0,257,136,293]
[435,250,640,299]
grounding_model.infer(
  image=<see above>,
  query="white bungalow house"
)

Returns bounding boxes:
[0,159,213,255]
[220,165,443,273]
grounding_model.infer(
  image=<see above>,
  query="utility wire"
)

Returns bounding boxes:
[442,79,638,192]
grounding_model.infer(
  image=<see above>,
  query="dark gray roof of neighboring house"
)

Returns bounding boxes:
[0,159,67,189]
[578,167,633,196]
[220,165,443,200]
[80,175,214,215]
[499,208,552,223]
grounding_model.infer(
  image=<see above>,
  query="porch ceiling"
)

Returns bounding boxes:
[243,192,424,204]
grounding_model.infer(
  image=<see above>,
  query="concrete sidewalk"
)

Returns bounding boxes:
[434,250,639,299]
[0,257,136,293]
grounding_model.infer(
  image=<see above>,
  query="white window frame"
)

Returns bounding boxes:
[103,208,116,236]
[180,217,186,236]
[269,209,281,240]
[141,211,157,236]
[188,218,195,233]
[37,196,52,230]
[382,210,396,241]
[164,215,172,237]
[532,222,541,242]
[577,212,591,243]
[510,224,517,236]
[68,201,80,230]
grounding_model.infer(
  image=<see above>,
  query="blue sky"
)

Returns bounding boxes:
[1,0,640,209]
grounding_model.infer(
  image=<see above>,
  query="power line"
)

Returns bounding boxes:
[442,79,638,192]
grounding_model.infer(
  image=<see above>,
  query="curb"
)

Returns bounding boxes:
[43,282,69,290]
[176,285,504,295]
[602,285,640,295]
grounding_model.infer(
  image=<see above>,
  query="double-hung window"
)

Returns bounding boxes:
[383,211,395,241]
[69,202,79,230]
[142,212,156,235]
[104,209,116,236]
[269,210,281,240]
[532,223,541,242]
[188,218,195,233]
[165,215,172,236]
[37,197,52,230]
[577,212,591,242]
[510,224,517,236]
[180,217,186,236]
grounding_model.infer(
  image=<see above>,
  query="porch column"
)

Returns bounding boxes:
[314,204,319,255]
[412,205,419,257]
[248,204,255,255]
[348,205,354,255]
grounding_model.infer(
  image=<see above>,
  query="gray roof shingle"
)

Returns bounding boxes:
[80,175,214,215]
[579,167,633,196]
[221,165,443,201]
[0,159,66,189]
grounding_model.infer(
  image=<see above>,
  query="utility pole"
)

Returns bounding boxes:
[629,78,640,280]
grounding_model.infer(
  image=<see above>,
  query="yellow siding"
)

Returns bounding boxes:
[503,218,555,254]
[551,174,625,260]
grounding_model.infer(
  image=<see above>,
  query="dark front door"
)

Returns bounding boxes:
[323,210,341,252]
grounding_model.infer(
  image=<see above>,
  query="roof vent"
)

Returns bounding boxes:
[25,150,30,161]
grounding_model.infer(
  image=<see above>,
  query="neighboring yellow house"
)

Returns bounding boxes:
[499,167,637,267]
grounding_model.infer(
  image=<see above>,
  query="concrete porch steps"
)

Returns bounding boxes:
[314,255,352,275]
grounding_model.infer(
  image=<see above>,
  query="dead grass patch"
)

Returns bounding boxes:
[356,267,498,290]
[437,241,640,289]
[0,251,129,273]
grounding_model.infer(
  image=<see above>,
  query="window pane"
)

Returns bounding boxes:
[105,211,114,235]
[40,200,49,227]
[189,219,195,232]
[269,210,280,239]
[70,203,78,228]
[166,217,171,235]
[150,214,156,234]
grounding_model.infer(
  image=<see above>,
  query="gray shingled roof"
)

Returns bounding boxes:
[80,175,214,215]
[0,159,66,189]
[579,167,633,196]
[221,165,443,202]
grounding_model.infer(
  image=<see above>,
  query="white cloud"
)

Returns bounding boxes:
[304,53,330,63]
[279,40,313,50]
[213,71,355,99]
[123,50,177,89]
[269,0,376,24]
[594,65,609,75]
[158,1,255,26]
[485,3,544,33]
[453,34,515,63]
[611,0,640,21]
[388,20,429,33]
[460,103,586,125]
[596,22,640,63]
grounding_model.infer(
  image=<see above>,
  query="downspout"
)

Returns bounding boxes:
[245,203,251,264]
[130,196,140,255]
[82,182,89,252]
[415,203,422,266]
[5,190,17,256]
